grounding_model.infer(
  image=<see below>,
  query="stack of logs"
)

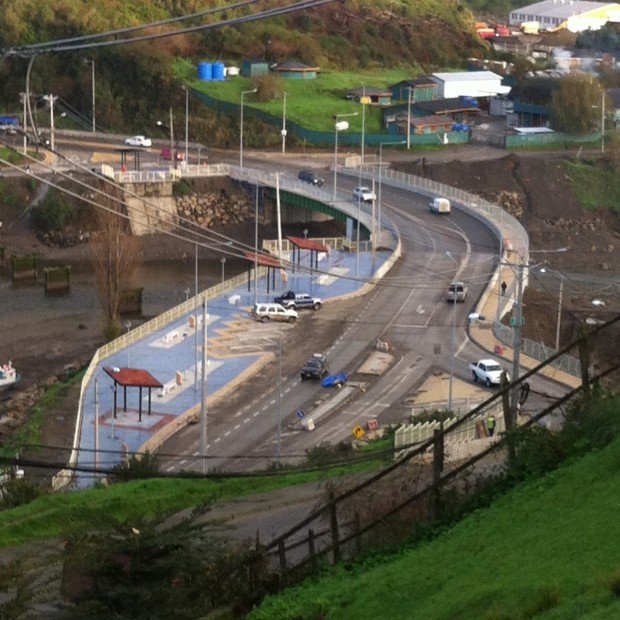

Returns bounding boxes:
[176,190,255,228]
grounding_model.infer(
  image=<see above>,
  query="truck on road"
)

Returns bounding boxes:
[469,359,509,387]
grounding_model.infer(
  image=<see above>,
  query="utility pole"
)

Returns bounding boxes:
[19,93,27,155]
[194,243,199,390]
[555,273,564,351]
[281,91,287,154]
[510,263,525,417]
[43,94,58,168]
[277,325,282,464]
[94,378,99,475]
[200,300,208,474]
[254,183,259,304]
[406,87,412,150]
[168,107,176,169]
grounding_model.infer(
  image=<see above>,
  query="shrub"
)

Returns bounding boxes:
[30,189,77,231]
[172,179,191,197]
[109,451,160,482]
[0,475,44,510]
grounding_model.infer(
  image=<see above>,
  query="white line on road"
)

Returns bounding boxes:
[244,418,250,423]
[234,424,240,430]
[253,411,260,417]
[179,459,187,466]
[214,437,221,443]
[224,431,231,437]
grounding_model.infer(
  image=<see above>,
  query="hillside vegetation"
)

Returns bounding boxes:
[251,434,620,619]
[0,0,487,140]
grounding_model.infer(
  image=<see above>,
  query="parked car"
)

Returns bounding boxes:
[160,147,185,161]
[298,170,324,186]
[447,281,467,303]
[274,291,322,310]
[353,186,376,203]
[300,354,329,380]
[124,135,152,147]
[251,303,298,323]
[470,359,509,387]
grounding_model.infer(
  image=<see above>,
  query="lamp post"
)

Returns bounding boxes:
[240,88,257,168]
[406,86,412,149]
[220,257,226,284]
[446,251,459,413]
[539,267,565,351]
[42,94,57,168]
[125,320,132,367]
[507,247,567,415]
[83,59,96,133]
[332,111,358,202]
[281,91,287,154]
[182,85,189,164]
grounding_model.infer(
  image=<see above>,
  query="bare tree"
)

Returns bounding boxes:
[90,186,141,340]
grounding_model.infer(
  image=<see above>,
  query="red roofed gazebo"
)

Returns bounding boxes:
[243,251,282,294]
[103,367,163,421]
[287,236,328,273]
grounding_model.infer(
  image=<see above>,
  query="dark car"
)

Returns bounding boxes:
[274,291,322,310]
[298,170,324,186]
[161,147,185,161]
[300,354,329,380]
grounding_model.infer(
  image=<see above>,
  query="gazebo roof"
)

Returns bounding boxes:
[103,367,163,388]
[286,235,328,252]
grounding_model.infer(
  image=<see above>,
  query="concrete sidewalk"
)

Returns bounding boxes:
[469,262,581,389]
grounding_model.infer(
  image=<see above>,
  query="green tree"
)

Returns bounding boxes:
[550,72,603,134]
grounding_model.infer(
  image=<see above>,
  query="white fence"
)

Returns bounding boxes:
[394,412,505,460]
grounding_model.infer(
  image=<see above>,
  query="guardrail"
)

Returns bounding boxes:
[52,267,267,491]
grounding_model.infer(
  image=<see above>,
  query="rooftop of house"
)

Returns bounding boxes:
[431,70,503,82]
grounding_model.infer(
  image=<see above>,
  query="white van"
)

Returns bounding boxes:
[251,303,298,324]
[429,197,451,214]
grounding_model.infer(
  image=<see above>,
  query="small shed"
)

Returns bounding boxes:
[272,59,319,79]
[414,97,480,122]
[346,87,392,106]
[242,58,269,78]
[393,114,454,136]
[389,77,437,103]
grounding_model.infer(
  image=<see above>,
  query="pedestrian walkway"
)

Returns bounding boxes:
[70,244,397,487]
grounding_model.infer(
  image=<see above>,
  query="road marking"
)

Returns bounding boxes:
[166,465,175,472]
[224,431,231,437]
[179,459,187,466]
[214,437,221,443]
[244,417,250,424]
[269,398,276,405]
[416,304,425,314]
[284,387,291,393]
[234,424,240,430]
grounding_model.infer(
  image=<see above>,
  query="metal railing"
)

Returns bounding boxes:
[53,267,267,491]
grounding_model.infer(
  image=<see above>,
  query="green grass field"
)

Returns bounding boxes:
[176,59,412,133]
[249,437,620,619]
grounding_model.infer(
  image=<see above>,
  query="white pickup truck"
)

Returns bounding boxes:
[470,359,509,387]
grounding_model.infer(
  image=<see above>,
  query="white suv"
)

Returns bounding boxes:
[251,303,298,323]
[353,186,376,202]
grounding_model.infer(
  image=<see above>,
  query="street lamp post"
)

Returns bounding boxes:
[220,257,226,284]
[332,111,358,202]
[83,59,95,133]
[182,85,189,164]
[240,88,257,168]
[281,91,287,154]
[446,252,459,413]
[42,94,58,168]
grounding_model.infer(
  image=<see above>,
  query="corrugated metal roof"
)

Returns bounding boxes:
[432,71,503,82]
[510,1,614,20]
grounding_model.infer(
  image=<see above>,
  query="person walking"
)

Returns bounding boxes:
[500,281,507,296]
[486,415,496,437]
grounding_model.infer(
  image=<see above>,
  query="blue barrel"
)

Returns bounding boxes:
[197,62,212,81]
[212,61,225,81]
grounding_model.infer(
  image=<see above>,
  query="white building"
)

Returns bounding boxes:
[430,71,511,99]
[509,1,620,33]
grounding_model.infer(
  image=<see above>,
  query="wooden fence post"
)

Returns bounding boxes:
[307,528,316,569]
[578,325,591,399]
[501,372,517,469]
[277,538,286,573]
[327,481,340,563]
[431,426,444,519]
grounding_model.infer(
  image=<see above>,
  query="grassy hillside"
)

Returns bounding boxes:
[250,436,620,619]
